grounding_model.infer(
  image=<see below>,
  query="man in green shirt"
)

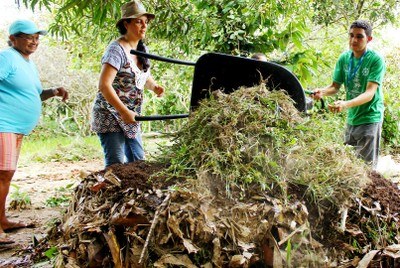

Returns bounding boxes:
[312,20,385,168]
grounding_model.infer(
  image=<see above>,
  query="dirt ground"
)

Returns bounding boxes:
[0,159,103,264]
[0,155,400,266]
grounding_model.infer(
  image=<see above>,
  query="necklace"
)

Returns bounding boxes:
[347,50,367,87]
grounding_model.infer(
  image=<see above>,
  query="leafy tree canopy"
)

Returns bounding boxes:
[20,0,400,84]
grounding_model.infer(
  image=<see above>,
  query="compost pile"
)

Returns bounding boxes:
[39,84,400,267]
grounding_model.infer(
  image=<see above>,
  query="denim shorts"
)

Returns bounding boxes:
[98,131,144,167]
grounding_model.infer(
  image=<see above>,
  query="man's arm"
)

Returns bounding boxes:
[312,82,341,100]
[344,81,378,108]
[329,82,378,113]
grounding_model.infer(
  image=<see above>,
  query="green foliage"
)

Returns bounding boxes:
[20,135,102,164]
[16,0,400,150]
[286,239,292,266]
[45,195,70,207]
[140,42,193,132]
[30,246,58,267]
[383,104,400,149]
[159,85,368,209]
[31,40,99,137]
[359,216,399,252]
[44,247,58,259]
[312,0,399,29]
[45,184,74,207]
[9,184,32,210]
[380,41,400,151]
[285,116,366,206]
[22,0,400,87]
[160,87,301,191]
[19,133,168,166]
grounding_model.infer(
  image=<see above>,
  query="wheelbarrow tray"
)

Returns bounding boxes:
[191,53,306,112]
[130,50,306,120]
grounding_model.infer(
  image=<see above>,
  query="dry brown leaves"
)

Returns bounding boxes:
[36,84,400,268]
[44,159,331,268]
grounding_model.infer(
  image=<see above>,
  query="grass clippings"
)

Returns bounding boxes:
[161,84,369,210]
[27,83,400,268]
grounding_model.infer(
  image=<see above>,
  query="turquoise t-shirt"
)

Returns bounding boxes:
[0,47,43,135]
[333,49,385,126]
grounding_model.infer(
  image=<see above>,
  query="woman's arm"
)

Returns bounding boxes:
[40,87,69,101]
[99,63,137,123]
[145,76,164,97]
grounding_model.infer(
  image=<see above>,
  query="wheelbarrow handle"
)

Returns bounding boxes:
[135,113,189,121]
[130,50,196,66]
[304,90,325,110]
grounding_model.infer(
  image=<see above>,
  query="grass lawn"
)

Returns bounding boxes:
[19,133,172,165]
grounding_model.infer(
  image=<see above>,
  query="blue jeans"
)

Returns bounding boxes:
[98,131,144,167]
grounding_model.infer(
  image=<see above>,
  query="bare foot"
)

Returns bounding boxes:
[1,221,35,233]
[0,233,15,244]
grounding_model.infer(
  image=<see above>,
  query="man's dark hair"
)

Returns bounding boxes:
[251,53,267,60]
[350,20,372,36]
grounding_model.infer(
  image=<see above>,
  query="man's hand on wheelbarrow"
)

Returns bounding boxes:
[304,89,326,112]
[308,89,323,100]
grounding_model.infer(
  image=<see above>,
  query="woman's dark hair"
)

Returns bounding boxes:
[117,19,151,71]
[137,40,151,71]
[117,19,130,35]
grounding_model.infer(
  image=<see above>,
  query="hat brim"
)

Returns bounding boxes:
[11,29,47,36]
[116,13,155,27]
[24,30,48,36]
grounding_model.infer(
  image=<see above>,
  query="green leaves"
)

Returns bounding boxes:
[21,0,400,88]
[44,246,58,259]
[19,0,400,147]
[312,0,399,28]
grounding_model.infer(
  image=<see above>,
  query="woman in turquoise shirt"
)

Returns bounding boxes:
[0,19,69,244]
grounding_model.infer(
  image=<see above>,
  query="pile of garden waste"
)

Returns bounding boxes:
[35,84,400,267]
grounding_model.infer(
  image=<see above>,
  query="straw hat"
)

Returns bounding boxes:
[116,0,155,27]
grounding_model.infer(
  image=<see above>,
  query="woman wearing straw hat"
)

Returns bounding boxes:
[91,0,164,167]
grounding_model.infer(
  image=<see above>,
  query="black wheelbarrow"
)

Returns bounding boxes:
[131,50,307,121]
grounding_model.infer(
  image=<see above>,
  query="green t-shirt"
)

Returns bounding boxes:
[333,49,385,126]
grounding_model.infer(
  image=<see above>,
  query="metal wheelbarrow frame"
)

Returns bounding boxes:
[131,50,307,121]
